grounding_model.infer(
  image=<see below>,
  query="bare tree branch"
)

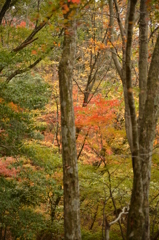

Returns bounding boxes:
[126,0,138,160]
[77,130,89,159]
[110,206,129,226]
[12,14,53,52]
[6,57,42,83]
[73,78,84,94]
[12,37,38,52]
[109,0,122,79]
[12,3,60,53]
[0,0,12,25]
[148,26,159,42]
[113,0,126,55]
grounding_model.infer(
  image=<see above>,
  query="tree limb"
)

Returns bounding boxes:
[12,37,38,52]
[0,0,12,25]
[12,5,59,53]
[6,57,42,83]
[73,78,84,94]
[113,0,126,57]
[110,206,129,226]
[126,0,138,157]
[148,26,159,42]
[109,0,122,79]
[77,130,89,160]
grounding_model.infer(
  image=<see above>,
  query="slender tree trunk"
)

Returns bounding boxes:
[109,0,133,152]
[125,0,144,239]
[58,3,81,240]
[139,33,159,240]
[121,75,133,152]
[109,0,159,239]
[138,0,148,128]
[127,21,159,240]
[0,226,2,240]
[0,0,12,25]
[138,0,149,239]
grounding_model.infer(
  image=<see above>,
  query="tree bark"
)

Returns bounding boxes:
[58,3,81,240]
[139,33,159,240]
[126,3,159,239]
[109,0,133,152]
[0,0,12,25]
[125,1,144,239]
[138,0,148,133]
[109,0,159,239]
[138,1,149,239]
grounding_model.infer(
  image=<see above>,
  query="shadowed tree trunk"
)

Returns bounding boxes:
[126,1,159,239]
[139,33,159,240]
[109,0,159,239]
[58,2,81,240]
[125,1,144,238]
[0,0,12,25]
[109,0,133,152]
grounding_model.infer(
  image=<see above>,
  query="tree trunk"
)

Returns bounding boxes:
[109,0,133,152]
[125,0,144,239]
[139,32,159,240]
[58,3,81,240]
[109,0,159,239]
[138,0,148,130]
[0,0,12,25]
[104,217,110,240]
[138,0,149,239]
[127,17,159,240]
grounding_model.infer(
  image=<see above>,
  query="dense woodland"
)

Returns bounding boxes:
[0,0,159,239]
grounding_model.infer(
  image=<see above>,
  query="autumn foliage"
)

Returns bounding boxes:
[74,94,119,128]
[0,157,17,177]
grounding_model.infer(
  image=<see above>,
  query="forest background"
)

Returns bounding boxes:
[0,0,159,240]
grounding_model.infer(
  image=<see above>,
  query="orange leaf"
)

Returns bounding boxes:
[31,50,37,55]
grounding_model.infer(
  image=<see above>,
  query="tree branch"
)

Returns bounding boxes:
[110,206,129,226]
[113,0,126,57]
[12,5,59,53]
[126,0,138,157]
[148,26,159,42]
[12,37,38,52]
[109,0,122,79]
[73,78,84,94]
[0,0,12,25]
[6,57,42,83]
[77,130,89,160]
